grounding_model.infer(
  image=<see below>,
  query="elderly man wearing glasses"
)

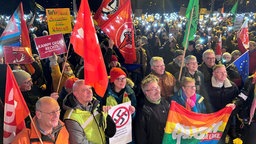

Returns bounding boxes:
[12,97,69,143]
[149,56,176,102]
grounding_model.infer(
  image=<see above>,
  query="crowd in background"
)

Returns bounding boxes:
[1,11,256,143]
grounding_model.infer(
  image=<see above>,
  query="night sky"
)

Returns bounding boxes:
[0,0,254,15]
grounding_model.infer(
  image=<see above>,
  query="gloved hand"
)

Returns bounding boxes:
[49,53,58,66]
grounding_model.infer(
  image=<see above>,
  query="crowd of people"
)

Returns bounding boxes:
[0,11,256,144]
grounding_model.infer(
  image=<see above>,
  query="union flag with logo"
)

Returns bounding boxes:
[94,0,126,26]
[96,0,136,64]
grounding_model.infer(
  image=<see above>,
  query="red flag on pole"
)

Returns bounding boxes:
[98,0,136,64]
[237,20,249,54]
[215,34,222,61]
[94,0,126,26]
[3,65,30,143]
[70,0,108,97]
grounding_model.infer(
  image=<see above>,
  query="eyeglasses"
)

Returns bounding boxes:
[184,86,196,89]
[24,79,32,85]
[188,62,198,65]
[206,57,215,60]
[146,86,160,92]
[116,77,126,82]
[215,71,227,74]
[38,109,61,116]
[153,65,165,68]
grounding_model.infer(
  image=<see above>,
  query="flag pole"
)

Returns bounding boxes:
[28,114,43,144]
[178,5,195,82]
[56,41,71,93]
[227,50,249,69]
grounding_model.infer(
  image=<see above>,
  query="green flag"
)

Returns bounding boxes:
[230,0,238,23]
[182,0,199,48]
[230,0,238,15]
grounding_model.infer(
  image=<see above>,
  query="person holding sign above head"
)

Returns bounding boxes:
[134,74,170,144]
[63,79,116,144]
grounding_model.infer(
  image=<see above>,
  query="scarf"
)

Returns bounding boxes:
[182,91,198,112]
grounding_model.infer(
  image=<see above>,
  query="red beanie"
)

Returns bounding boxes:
[65,77,79,89]
[110,67,126,83]
[111,55,118,62]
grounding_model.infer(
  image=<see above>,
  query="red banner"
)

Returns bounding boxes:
[3,65,30,143]
[100,0,136,64]
[4,46,33,64]
[34,34,67,59]
[94,0,126,26]
[70,0,108,97]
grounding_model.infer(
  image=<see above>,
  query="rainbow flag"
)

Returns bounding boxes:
[162,101,233,144]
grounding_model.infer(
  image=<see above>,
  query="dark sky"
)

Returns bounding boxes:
[0,0,254,15]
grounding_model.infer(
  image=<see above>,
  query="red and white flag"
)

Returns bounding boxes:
[99,0,136,64]
[70,0,108,97]
[3,65,30,143]
[215,34,222,61]
[237,20,249,53]
[94,0,126,26]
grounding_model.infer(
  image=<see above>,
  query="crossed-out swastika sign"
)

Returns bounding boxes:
[111,106,130,128]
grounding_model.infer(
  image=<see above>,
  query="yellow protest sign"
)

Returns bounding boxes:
[46,8,72,35]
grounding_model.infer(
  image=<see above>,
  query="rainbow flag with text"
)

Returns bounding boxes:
[162,101,233,144]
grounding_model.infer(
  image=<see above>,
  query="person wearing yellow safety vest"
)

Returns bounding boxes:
[63,79,116,144]
[102,67,136,116]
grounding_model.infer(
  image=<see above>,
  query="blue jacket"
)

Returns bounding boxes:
[171,89,207,113]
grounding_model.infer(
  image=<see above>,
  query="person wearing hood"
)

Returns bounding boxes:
[63,79,116,144]
[148,56,176,102]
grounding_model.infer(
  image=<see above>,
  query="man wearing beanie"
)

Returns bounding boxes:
[13,70,32,91]
[166,49,184,75]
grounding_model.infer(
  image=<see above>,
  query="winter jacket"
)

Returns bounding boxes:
[63,94,116,144]
[171,89,207,113]
[134,98,170,144]
[11,117,69,144]
[150,71,176,100]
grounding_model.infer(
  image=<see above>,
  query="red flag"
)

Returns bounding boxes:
[71,0,108,97]
[0,2,32,61]
[215,34,222,61]
[94,0,126,26]
[99,0,136,64]
[3,65,30,143]
[237,20,249,54]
